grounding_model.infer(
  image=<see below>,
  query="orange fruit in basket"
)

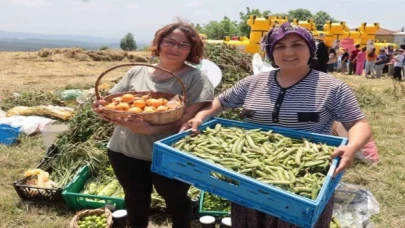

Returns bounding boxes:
[143,107,156,113]
[146,98,155,106]
[146,99,163,108]
[156,105,168,112]
[133,99,146,109]
[121,94,135,102]
[128,107,143,114]
[161,99,168,105]
[116,102,130,111]
[142,95,150,101]
[112,97,122,104]
[104,103,117,110]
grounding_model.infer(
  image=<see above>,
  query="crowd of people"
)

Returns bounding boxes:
[316,41,405,81]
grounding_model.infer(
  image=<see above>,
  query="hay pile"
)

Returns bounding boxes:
[37,48,149,62]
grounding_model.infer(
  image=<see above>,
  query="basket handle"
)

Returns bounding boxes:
[94,63,187,102]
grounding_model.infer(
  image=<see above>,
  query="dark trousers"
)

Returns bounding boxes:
[393,66,403,80]
[383,64,388,74]
[348,62,356,75]
[327,63,335,73]
[107,149,192,228]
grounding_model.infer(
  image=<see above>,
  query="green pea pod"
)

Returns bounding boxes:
[255,170,268,178]
[261,180,292,185]
[303,160,325,167]
[295,148,303,165]
[311,182,319,200]
[245,163,261,168]
[294,186,312,193]
[276,148,298,160]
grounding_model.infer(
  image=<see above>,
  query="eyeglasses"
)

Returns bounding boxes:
[162,38,192,50]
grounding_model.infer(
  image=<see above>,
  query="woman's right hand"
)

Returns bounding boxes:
[179,117,203,134]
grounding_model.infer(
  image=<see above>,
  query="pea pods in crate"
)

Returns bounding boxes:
[62,166,126,210]
[151,118,346,228]
[199,191,230,217]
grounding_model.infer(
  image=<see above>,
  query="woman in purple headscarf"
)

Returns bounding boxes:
[183,23,372,228]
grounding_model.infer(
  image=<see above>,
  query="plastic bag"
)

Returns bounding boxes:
[0,116,56,135]
[332,122,379,165]
[333,182,380,228]
[6,105,75,120]
[356,139,379,165]
[76,88,96,104]
[252,53,277,75]
[60,89,85,101]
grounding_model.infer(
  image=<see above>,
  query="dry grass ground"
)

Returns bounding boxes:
[1,51,405,227]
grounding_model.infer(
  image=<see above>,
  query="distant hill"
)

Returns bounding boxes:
[0,30,148,52]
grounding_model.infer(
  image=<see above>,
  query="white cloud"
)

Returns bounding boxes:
[9,0,47,8]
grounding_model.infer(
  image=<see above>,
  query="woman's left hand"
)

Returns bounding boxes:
[330,145,357,176]
[109,115,152,134]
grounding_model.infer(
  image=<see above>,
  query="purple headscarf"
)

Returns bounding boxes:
[262,22,317,64]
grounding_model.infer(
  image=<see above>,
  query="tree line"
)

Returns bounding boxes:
[118,8,337,51]
[193,8,337,40]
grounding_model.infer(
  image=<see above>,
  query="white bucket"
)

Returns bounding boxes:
[40,124,69,149]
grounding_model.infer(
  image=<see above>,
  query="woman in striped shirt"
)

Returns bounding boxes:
[183,22,372,228]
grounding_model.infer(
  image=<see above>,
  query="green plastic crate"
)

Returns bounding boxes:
[62,166,125,210]
[199,191,231,217]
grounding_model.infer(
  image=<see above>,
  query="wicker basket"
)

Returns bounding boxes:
[95,63,187,125]
[70,207,113,228]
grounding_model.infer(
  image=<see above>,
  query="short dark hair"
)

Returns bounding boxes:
[150,22,204,65]
[355,44,361,48]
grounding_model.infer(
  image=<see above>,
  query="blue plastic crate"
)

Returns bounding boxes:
[152,118,347,228]
[0,124,21,145]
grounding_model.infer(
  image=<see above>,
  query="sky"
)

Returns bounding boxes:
[0,0,402,43]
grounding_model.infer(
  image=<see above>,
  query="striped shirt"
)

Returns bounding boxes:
[217,70,365,135]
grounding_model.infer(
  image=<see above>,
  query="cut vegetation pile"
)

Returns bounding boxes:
[37,48,149,62]
[204,43,253,120]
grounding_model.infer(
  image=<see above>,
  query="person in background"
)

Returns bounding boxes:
[340,48,349,74]
[387,45,395,56]
[393,49,404,81]
[365,48,377,78]
[183,22,372,228]
[388,54,396,77]
[375,49,387,78]
[327,48,337,73]
[401,44,405,76]
[93,22,215,228]
[353,47,366,76]
[333,40,341,70]
[349,44,361,75]
[312,40,329,73]
[384,45,395,74]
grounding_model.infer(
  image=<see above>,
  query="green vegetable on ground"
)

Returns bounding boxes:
[80,166,201,209]
[77,213,107,228]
